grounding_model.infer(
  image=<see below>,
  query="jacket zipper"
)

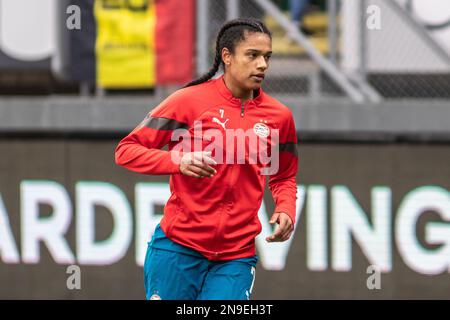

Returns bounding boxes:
[212,103,243,258]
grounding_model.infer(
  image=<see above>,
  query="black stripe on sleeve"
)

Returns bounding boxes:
[279,142,298,157]
[141,116,188,131]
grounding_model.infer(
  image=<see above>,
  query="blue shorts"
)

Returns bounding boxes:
[143,224,258,300]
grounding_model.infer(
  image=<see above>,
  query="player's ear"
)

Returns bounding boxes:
[221,47,232,67]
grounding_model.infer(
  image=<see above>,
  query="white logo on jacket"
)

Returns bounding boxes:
[212,117,229,130]
[253,123,270,138]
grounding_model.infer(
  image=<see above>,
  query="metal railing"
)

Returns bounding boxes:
[196,0,450,102]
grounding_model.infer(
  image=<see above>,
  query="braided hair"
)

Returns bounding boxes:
[184,18,272,88]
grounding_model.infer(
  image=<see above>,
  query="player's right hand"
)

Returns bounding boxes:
[179,151,217,178]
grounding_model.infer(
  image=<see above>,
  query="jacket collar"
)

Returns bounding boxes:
[215,75,264,106]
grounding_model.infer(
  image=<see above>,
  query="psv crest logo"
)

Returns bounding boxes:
[253,122,270,138]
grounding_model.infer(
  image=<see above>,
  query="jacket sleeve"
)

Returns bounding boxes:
[115,93,189,175]
[268,111,299,224]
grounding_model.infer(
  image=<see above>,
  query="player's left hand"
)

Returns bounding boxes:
[265,212,293,242]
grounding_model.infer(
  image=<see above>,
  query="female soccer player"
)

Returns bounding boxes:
[115,18,298,300]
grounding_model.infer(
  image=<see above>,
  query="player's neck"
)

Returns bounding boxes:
[223,73,253,103]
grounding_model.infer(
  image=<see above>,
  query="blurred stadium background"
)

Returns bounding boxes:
[0,0,449,299]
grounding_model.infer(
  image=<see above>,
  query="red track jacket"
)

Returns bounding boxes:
[115,76,298,261]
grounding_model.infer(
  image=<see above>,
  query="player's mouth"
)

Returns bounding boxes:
[251,73,265,82]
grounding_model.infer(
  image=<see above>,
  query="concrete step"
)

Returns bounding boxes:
[264,11,329,35]
[263,12,330,56]
[272,34,329,56]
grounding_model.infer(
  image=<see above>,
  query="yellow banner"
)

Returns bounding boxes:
[94,0,156,88]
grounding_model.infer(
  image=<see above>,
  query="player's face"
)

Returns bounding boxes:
[224,31,272,91]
